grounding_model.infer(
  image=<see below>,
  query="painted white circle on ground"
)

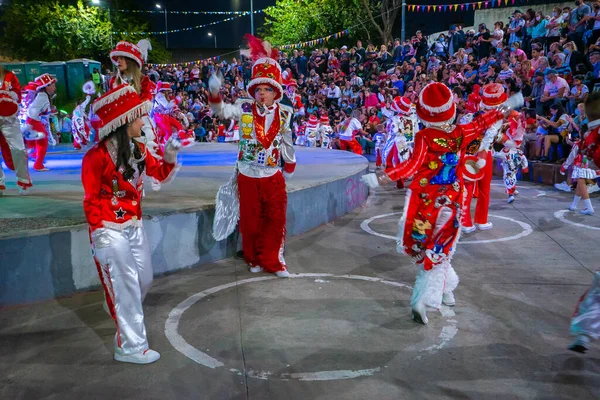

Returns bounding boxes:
[554,210,600,231]
[165,273,457,381]
[360,213,533,244]
[490,183,545,197]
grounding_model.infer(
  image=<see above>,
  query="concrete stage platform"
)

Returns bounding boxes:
[1,180,598,399]
[0,144,368,305]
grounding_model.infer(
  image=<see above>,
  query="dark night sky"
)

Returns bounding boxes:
[129,0,273,49]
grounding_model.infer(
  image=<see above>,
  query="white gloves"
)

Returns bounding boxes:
[361,173,380,189]
[164,136,181,164]
[208,73,223,97]
[499,92,524,117]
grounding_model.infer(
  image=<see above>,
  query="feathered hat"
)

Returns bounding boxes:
[92,84,153,141]
[241,34,283,102]
[110,39,152,69]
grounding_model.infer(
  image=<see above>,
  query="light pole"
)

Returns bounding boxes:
[401,0,406,43]
[92,0,113,49]
[250,0,254,35]
[156,3,168,48]
[208,32,217,49]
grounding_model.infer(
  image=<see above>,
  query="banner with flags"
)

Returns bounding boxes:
[113,10,264,35]
[117,10,251,15]
[407,0,525,12]
[279,30,350,50]
[148,55,222,68]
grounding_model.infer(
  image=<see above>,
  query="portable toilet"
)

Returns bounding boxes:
[66,58,102,99]
[40,61,68,101]
[1,62,25,85]
[23,61,44,83]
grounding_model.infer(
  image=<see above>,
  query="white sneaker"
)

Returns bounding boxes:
[555,182,572,192]
[461,225,476,234]
[19,187,29,196]
[508,195,515,204]
[588,184,600,194]
[411,301,428,325]
[476,222,493,230]
[114,348,161,365]
[442,292,456,306]
[580,208,595,215]
[275,269,290,278]
[249,265,263,273]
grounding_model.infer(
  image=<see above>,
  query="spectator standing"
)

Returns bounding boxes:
[545,6,564,50]
[491,22,505,49]
[568,1,591,52]
[414,31,429,61]
[477,24,492,59]
[448,24,466,56]
[531,10,548,42]
[507,10,525,46]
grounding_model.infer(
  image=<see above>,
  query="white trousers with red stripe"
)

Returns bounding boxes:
[92,225,153,355]
[0,117,32,189]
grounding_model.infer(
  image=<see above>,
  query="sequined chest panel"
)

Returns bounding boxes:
[237,102,288,169]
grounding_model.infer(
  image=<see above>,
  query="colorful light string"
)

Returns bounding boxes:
[407,0,528,12]
[114,10,264,35]
[117,10,250,15]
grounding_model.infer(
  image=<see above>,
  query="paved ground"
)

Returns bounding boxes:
[0,144,366,238]
[1,179,599,399]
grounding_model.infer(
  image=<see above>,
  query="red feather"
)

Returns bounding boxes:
[243,34,280,61]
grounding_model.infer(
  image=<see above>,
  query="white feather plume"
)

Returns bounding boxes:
[82,81,96,95]
[137,39,152,62]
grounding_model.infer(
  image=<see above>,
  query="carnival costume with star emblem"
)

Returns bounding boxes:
[319,114,334,149]
[209,35,296,276]
[0,68,32,194]
[492,111,528,203]
[109,40,160,158]
[82,84,180,364]
[363,82,522,324]
[383,96,418,169]
[72,81,96,150]
[460,84,506,232]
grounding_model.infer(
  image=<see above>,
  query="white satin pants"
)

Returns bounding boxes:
[92,225,153,355]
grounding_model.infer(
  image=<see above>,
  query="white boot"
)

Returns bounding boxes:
[275,269,290,278]
[19,187,29,196]
[476,222,493,230]
[442,292,456,306]
[249,265,264,274]
[114,348,161,364]
[507,195,515,204]
[411,301,428,325]
[461,225,476,234]
[568,334,590,353]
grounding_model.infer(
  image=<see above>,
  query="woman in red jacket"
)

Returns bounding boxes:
[82,84,180,364]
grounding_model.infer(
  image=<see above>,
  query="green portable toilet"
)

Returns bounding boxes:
[66,58,102,99]
[23,61,44,83]
[40,61,68,102]
[1,62,25,85]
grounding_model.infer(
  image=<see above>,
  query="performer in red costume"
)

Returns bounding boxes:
[0,65,32,195]
[109,40,159,157]
[461,83,506,233]
[82,84,181,364]
[209,35,296,278]
[152,81,190,145]
[338,109,365,155]
[24,73,57,171]
[363,82,522,324]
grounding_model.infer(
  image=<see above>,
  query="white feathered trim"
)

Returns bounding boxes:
[110,50,142,68]
[411,262,448,309]
[151,162,181,190]
[0,90,18,102]
[137,39,152,63]
[420,109,457,127]
[93,87,134,113]
[418,85,453,113]
[97,101,153,140]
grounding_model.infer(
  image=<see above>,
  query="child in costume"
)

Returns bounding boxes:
[82,84,181,364]
[318,114,334,148]
[209,34,296,278]
[362,82,522,325]
[493,113,529,204]
[72,81,96,150]
[373,124,386,169]
[305,114,320,147]
[24,73,57,171]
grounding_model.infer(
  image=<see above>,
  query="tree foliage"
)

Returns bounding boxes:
[0,0,171,64]
[362,0,401,44]
[262,0,378,46]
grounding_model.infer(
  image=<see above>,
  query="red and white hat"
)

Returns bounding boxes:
[283,78,298,89]
[110,39,152,69]
[156,81,173,92]
[92,84,153,141]
[391,96,412,115]
[34,73,57,91]
[23,81,38,92]
[319,114,329,124]
[241,34,283,102]
[416,82,456,127]
[480,83,507,109]
[307,115,319,128]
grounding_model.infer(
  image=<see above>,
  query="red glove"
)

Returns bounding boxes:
[522,167,529,173]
